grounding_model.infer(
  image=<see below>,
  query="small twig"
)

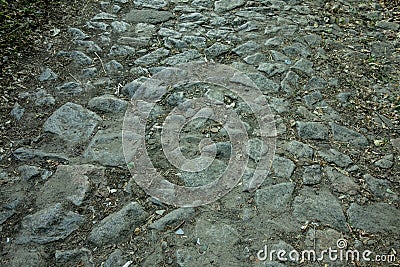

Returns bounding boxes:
[94,51,106,74]
[69,73,82,85]
[173,220,185,231]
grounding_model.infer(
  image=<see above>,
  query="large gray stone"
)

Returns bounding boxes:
[233,41,260,56]
[215,0,244,13]
[247,72,280,93]
[325,167,358,195]
[125,9,174,24]
[134,0,168,9]
[13,147,69,163]
[256,183,295,213]
[8,246,46,267]
[374,154,394,169]
[84,129,138,167]
[271,156,295,179]
[164,49,202,65]
[293,188,347,232]
[149,208,195,230]
[43,102,101,144]
[55,248,93,267]
[364,174,397,200]
[318,149,353,168]
[16,203,85,244]
[205,42,231,58]
[39,68,58,81]
[88,94,128,114]
[296,121,328,140]
[258,63,288,77]
[329,123,368,147]
[135,48,170,66]
[180,158,226,187]
[36,165,103,207]
[302,165,322,185]
[347,203,400,234]
[89,202,148,246]
[285,140,314,159]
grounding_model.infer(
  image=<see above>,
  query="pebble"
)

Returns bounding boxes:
[39,68,58,81]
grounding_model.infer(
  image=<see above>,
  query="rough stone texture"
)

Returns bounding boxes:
[347,203,400,234]
[124,9,174,24]
[88,94,128,114]
[255,183,295,213]
[55,248,93,267]
[180,158,226,187]
[271,156,295,179]
[285,140,314,159]
[39,68,58,81]
[318,149,353,168]
[325,167,358,195]
[374,154,394,169]
[84,129,125,167]
[302,165,322,185]
[149,208,195,230]
[36,165,102,207]
[8,246,46,267]
[364,174,397,200]
[16,203,85,244]
[215,0,244,13]
[13,148,69,163]
[293,188,347,232]
[89,202,148,246]
[135,48,170,66]
[296,121,328,140]
[329,123,368,148]
[43,102,101,144]
[10,103,24,121]
[104,249,126,267]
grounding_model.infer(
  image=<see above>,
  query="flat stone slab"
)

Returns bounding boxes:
[13,147,69,163]
[36,165,104,207]
[271,156,295,179]
[329,122,368,148]
[347,202,400,234]
[149,207,195,230]
[84,129,137,167]
[285,140,314,159]
[89,202,148,246]
[43,102,101,145]
[325,167,358,195]
[255,183,295,213]
[318,149,353,168]
[215,0,244,13]
[296,121,328,140]
[88,94,128,114]
[293,188,347,232]
[16,203,85,244]
[124,9,174,24]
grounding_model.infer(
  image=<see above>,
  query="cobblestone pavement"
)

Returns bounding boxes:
[1,0,399,266]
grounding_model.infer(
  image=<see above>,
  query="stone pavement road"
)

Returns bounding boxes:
[1,0,399,266]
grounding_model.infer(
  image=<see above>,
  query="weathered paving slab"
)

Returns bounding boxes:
[16,203,85,244]
[43,102,101,145]
[2,0,400,265]
[89,202,148,246]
